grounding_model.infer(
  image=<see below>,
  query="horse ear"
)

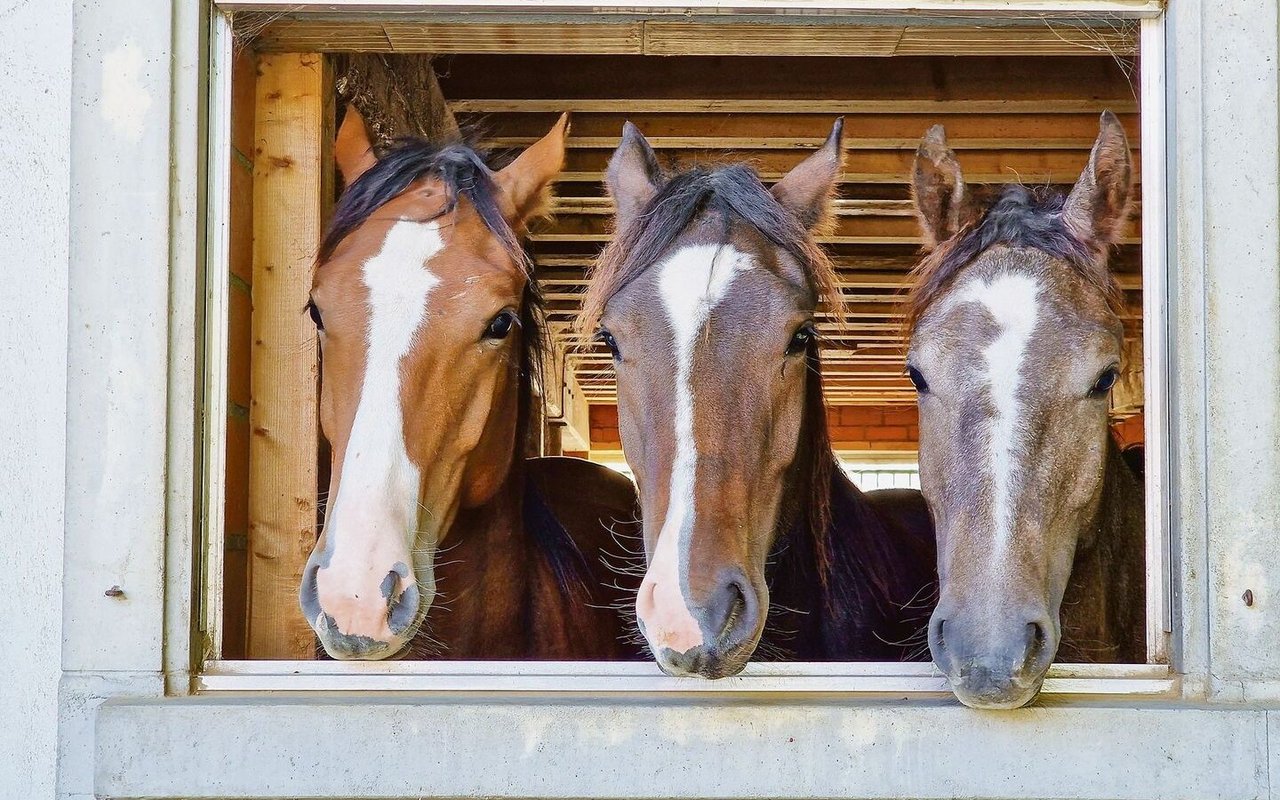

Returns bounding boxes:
[911,124,966,250]
[606,122,662,228]
[771,118,844,231]
[495,112,570,228]
[335,107,378,186]
[1063,110,1133,247]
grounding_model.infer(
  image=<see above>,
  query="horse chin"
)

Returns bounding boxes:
[312,587,432,661]
[651,633,760,680]
[315,618,411,661]
[948,672,1046,710]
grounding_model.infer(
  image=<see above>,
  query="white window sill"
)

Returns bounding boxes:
[197,659,1177,697]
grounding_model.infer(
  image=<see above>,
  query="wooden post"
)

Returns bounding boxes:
[221,44,258,661]
[247,53,325,659]
[333,54,459,155]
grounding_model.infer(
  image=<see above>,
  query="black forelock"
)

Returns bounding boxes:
[318,137,528,278]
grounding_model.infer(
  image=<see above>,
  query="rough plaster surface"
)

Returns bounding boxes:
[96,698,1271,799]
[0,1,72,798]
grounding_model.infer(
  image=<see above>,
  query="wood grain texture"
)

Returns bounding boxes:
[222,46,258,661]
[240,18,1136,57]
[247,53,324,660]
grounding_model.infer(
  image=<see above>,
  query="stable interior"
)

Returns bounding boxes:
[219,17,1145,659]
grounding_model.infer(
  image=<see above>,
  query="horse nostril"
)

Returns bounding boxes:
[719,580,747,641]
[929,616,947,652]
[387,576,420,635]
[299,563,322,625]
[380,570,399,606]
[1022,619,1051,670]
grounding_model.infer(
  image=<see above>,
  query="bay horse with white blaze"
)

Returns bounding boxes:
[581,120,938,678]
[299,109,640,660]
[906,111,1145,708]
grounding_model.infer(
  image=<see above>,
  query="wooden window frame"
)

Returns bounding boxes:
[196,1,1173,697]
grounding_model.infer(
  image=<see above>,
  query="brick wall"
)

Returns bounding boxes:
[589,404,1146,455]
[1111,413,1145,449]
[588,404,919,452]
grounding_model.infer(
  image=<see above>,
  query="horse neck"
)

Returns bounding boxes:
[766,450,935,661]
[1058,436,1147,662]
[423,459,532,658]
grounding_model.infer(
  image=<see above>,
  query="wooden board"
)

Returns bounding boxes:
[247,53,326,660]
[222,45,258,661]
[239,18,1137,57]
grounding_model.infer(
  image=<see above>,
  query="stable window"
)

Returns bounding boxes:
[198,1,1171,695]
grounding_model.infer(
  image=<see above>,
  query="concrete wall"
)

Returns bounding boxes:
[0,1,72,798]
[57,1,198,797]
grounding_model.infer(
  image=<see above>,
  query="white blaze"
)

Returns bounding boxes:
[955,272,1041,563]
[315,220,444,636]
[637,243,752,654]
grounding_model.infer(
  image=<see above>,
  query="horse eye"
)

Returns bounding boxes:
[483,310,517,340]
[596,329,620,360]
[786,324,815,355]
[1090,366,1120,396]
[306,299,323,331]
[906,365,929,393]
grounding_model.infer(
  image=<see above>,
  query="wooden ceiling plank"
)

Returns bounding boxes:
[384,22,644,54]
[642,21,903,57]
[549,170,1143,185]
[449,98,1140,115]
[484,135,1141,151]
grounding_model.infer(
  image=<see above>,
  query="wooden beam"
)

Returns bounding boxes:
[895,24,1137,56]
[486,135,1138,151]
[551,197,919,216]
[385,22,644,54]
[450,98,1140,115]
[554,368,593,453]
[556,146,1144,180]
[221,45,259,662]
[528,232,1143,246]
[223,1,1165,18]
[642,21,903,57]
[334,54,459,151]
[460,110,1142,141]
[237,14,1147,55]
[535,268,1142,292]
[550,169,1144,186]
[242,20,646,54]
[642,20,1136,57]
[247,53,325,661]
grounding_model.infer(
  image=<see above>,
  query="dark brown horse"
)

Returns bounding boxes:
[299,109,640,660]
[906,111,1145,708]
[580,120,937,678]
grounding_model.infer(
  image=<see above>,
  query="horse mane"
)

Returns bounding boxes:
[904,183,1124,333]
[319,136,531,279]
[780,352,926,638]
[578,163,842,334]
[520,474,597,610]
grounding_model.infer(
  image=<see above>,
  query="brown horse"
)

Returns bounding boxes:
[580,121,937,678]
[299,109,640,660]
[906,111,1145,708]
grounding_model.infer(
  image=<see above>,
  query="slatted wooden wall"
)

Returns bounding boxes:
[435,54,1143,407]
